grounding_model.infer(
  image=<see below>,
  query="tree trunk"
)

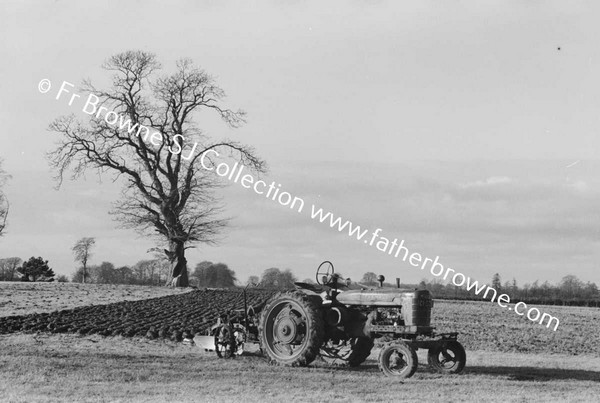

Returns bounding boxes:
[166,240,189,287]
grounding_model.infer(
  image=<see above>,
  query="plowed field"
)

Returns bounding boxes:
[0,287,276,341]
[1,283,598,356]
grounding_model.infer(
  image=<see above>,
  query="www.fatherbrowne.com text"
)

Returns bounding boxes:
[40,78,560,331]
[197,149,560,332]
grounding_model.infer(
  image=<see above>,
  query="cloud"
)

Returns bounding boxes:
[460,176,513,188]
[3,160,600,284]
[566,179,589,193]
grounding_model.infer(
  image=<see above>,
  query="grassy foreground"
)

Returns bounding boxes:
[1,333,599,403]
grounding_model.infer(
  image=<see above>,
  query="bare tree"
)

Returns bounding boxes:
[560,275,582,299]
[72,237,96,283]
[131,258,169,285]
[0,257,22,281]
[48,51,265,287]
[491,273,502,290]
[0,158,10,237]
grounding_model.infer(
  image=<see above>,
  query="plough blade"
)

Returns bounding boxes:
[195,335,215,351]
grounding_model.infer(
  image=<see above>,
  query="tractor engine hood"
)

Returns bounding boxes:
[337,288,432,307]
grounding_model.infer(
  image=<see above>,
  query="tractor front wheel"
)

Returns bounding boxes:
[427,340,466,374]
[378,341,418,378]
[259,292,324,367]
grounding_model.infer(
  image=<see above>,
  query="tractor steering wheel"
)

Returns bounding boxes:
[316,261,335,285]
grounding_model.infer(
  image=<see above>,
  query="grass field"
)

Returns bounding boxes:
[432,300,600,356]
[1,282,599,402]
[2,333,599,402]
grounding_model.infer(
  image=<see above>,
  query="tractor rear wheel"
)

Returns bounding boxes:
[378,341,418,378]
[259,291,324,367]
[427,340,466,374]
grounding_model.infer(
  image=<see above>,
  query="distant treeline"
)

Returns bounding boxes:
[0,257,299,290]
[413,273,600,307]
[0,257,172,285]
[1,257,598,307]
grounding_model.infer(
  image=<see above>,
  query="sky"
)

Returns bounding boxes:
[0,0,599,286]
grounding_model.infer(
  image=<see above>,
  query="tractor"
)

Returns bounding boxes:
[257,261,466,378]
